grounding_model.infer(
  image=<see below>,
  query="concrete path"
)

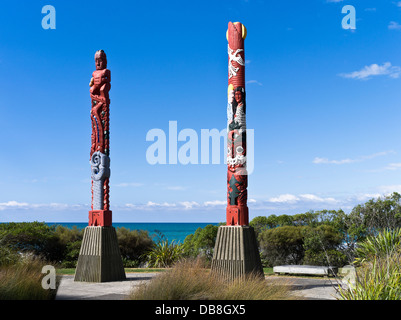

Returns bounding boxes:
[56,273,158,300]
[277,277,341,300]
[56,273,340,300]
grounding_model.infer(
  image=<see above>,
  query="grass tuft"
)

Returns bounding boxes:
[0,256,59,300]
[129,258,296,300]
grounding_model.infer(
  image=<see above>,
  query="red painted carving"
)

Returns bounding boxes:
[90,50,111,157]
[89,50,112,226]
[226,22,249,226]
[89,210,112,227]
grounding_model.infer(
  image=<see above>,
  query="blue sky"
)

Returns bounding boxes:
[1,0,401,223]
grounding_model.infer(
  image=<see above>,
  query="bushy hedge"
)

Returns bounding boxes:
[257,220,348,267]
[116,227,154,267]
[0,222,64,263]
[0,222,154,268]
[182,224,219,261]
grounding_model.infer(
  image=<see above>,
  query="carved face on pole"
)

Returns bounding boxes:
[95,50,107,70]
[235,90,242,104]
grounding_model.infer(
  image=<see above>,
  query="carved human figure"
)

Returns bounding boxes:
[89,50,111,102]
[90,50,111,157]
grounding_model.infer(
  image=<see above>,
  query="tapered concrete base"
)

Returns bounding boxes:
[211,226,264,281]
[74,226,126,282]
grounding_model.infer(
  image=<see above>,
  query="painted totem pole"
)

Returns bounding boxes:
[74,50,125,282]
[226,21,248,226]
[211,23,263,281]
[89,49,112,227]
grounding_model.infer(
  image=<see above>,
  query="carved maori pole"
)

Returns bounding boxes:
[211,22,263,281]
[75,50,125,282]
[226,21,248,226]
[89,49,112,226]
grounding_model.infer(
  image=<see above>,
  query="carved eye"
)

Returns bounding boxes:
[236,146,244,154]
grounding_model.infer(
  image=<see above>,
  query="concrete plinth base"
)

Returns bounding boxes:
[211,226,264,281]
[74,226,126,282]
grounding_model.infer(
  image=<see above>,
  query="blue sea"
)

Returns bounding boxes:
[46,222,219,244]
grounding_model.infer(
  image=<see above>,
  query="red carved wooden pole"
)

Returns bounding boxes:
[74,50,125,283]
[88,50,112,226]
[226,22,248,226]
[208,22,263,280]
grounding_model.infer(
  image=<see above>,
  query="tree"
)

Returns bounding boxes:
[259,226,305,267]
[116,227,154,266]
[350,192,401,236]
[249,216,270,239]
[182,224,218,261]
[302,225,347,266]
[0,222,64,262]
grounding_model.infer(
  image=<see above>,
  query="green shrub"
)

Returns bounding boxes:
[0,222,64,262]
[182,224,218,261]
[259,226,305,266]
[354,228,401,265]
[144,238,184,268]
[338,229,401,300]
[304,249,347,267]
[0,244,20,267]
[116,227,154,266]
[53,225,84,268]
[302,225,347,266]
[338,253,401,300]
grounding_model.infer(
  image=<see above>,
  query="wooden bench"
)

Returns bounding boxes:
[273,265,338,276]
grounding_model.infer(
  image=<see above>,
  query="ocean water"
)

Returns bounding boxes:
[46,222,219,244]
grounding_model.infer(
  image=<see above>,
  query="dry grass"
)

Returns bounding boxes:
[0,256,59,300]
[129,258,296,300]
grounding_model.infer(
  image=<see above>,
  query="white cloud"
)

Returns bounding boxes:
[267,194,338,204]
[124,200,215,210]
[384,163,401,170]
[179,201,200,209]
[246,80,263,86]
[388,21,401,30]
[268,194,300,203]
[313,151,394,165]
[299,194,338,203]
[146,201,177,208]
[0,201,83,211]
[114,182,143,187]
[204,200,226,206]
[326,0,343,2]
[0,201,29,210]
[313,157,354,165]
[378,185,401,194]
[166,186,187,191]
[339,62,401,80]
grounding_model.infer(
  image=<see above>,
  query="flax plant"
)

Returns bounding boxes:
[338,228,401,300]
